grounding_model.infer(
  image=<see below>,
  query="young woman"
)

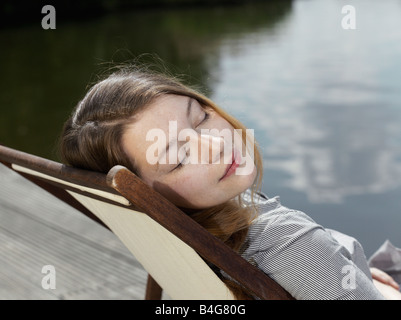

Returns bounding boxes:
[60,66,401,300]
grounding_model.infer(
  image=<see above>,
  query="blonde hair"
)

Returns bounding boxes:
[59,65,263,299]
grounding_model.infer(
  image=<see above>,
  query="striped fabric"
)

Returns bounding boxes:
[239,190,385,300]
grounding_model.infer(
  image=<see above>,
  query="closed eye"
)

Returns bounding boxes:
[172,108,209,172]
[172,161,183,171]
[171,148,189,172]
[197,110,210,127]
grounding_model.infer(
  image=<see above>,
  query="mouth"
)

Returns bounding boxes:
[219,148,241,181]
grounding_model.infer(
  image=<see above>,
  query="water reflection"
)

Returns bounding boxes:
[0,1,292,159]
[262,100,401,204]
[210,0,401,204]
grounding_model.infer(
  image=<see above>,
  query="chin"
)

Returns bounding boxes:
[236,165,257,188]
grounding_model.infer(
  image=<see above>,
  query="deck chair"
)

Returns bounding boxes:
[0,144,293,300]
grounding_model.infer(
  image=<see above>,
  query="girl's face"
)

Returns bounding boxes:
[122,94,257,209]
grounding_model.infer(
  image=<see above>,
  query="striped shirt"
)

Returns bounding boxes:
[239,191,385,300]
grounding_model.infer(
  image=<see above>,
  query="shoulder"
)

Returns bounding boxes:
[240,190,321,250]
[241,190,356,259]
[240,197,384,299]
[245,204,324,256]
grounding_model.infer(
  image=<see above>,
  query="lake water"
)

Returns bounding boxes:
[1,0,400,256]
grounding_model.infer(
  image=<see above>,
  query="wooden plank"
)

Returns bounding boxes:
[0,163,149,299]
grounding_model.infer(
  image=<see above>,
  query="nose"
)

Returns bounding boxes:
[189,134,229,165]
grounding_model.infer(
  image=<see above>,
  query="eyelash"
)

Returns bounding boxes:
[174,162,183,170]
[173,156,185,171]
[172,110,210,172]
[201,111,210,124]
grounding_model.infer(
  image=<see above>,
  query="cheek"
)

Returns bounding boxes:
[153,167,215,207]
[170,169,208,196]
[151,171,200,207]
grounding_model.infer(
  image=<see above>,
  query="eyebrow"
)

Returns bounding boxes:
[186,96,193,119]
[156,97,194,172]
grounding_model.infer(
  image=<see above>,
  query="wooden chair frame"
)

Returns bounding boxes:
[0,144,293,300]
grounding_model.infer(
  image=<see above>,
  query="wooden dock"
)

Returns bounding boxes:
[0,163,157,300]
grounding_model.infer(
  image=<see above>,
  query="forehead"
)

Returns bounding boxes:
[122,94,193,174]
[136,94,190,130]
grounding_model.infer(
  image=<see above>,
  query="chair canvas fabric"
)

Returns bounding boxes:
[12,163,234,300]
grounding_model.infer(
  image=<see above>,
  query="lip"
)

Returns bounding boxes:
[219,148,241,181]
